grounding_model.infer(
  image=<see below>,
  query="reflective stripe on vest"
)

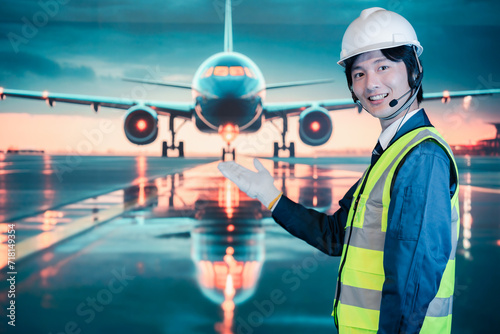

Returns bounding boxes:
[332,127,460,333]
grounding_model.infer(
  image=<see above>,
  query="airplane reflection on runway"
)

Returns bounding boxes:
[122,161,338,334]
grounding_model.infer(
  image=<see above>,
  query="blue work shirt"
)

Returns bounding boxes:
[272,109,457,333]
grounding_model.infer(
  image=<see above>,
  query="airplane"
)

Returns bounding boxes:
[1,0,500,161]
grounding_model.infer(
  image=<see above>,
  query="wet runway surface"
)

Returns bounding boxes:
[0,155,217,223]
[0,155,499,333]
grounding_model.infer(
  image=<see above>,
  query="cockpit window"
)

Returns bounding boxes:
[244,67,254,78]
[214,66,229,76]
[229,66,244,76]
[203,66,256,78]
[202,66,213,78]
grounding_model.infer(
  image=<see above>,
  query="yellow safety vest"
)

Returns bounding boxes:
[332,127,460,333]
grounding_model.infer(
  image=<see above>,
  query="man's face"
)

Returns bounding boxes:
[351,50,411,123]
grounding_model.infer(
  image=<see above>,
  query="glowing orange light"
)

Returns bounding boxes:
[226,247,234,255]
[214,66,229,76]
[311,121,320,132]
[229,66,244,76]
[0,87,3,94]
[42,90,49,98]
[227,224,235,232]
[219,124,239,144]
[136,119,147,131]
[222,299,235,312]
[138,182,146,206]
[42,210,64,230]
[221,178,239,219]
[0,223,9,243]
[497,240,500,247]
[442,90,450,104]
[463,95,472,110]
[42,252,54,262]
[44,210,63,218]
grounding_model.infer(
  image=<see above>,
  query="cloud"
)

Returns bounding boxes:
[0,51,96,79]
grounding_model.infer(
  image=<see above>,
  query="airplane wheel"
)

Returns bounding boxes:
[162,141,168,157]
[273,142,279,157]
[178,141,184,158]
[232,148,235,161]
[222,148,226,161]
[289,142,295,157]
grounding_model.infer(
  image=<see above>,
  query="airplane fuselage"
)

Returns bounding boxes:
[191,52,266,134]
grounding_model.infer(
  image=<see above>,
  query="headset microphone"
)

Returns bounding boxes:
[389,89,411,108]
[380,76,423,121]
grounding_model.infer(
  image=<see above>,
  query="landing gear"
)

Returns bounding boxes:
[271,116,295,157]
[222,143,236,161]
[162,116,187,157]
[162,141,184,157]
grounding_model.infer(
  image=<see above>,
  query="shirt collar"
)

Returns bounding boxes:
[378,108,422,150]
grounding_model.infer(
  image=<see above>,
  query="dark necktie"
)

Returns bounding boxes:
[371,141,383,165]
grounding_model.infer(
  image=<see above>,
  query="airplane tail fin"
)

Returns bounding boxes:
[224,0,233,52]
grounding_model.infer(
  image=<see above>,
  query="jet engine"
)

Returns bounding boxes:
[124,105,158,145]
[298,107,333,146]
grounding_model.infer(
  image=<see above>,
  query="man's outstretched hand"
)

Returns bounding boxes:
[217,158,282,209]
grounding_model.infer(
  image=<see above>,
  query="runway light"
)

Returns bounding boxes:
[136,119,147,131]
[311,121,320,132]
[442,90,450,104]
[227,224,235,232]
[463,95,472,110]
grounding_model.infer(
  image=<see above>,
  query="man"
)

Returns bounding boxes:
[218,7,459,334]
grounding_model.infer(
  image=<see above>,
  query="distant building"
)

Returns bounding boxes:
[6,149,45,154]
[452,123,500,156]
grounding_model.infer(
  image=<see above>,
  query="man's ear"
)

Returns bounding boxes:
[411,67,423,89]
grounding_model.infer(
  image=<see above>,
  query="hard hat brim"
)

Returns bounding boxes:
[338,41,423,67]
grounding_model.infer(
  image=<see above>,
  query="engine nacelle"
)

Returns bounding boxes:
[124,105,158,145]
[298,107,333,146]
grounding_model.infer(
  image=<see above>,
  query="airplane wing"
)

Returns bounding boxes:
[263,98,357,120]
[0,88,193,119]
[265,78,334,90]
[263,88,500,120]
[422,88,500,102]
[122,77,335,91]
[122,77,192,90]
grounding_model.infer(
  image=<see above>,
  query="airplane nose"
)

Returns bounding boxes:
[215,81,250,99]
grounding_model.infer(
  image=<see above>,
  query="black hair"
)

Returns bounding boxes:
[344,45,424,104]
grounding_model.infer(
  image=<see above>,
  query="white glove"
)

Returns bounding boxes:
[217,158,282,209]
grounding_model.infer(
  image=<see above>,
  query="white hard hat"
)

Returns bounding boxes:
[338,7,423,67]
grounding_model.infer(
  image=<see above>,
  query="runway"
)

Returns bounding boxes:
[0,154,498,333]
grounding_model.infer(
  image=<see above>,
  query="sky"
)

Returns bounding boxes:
[1,0,500,157]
